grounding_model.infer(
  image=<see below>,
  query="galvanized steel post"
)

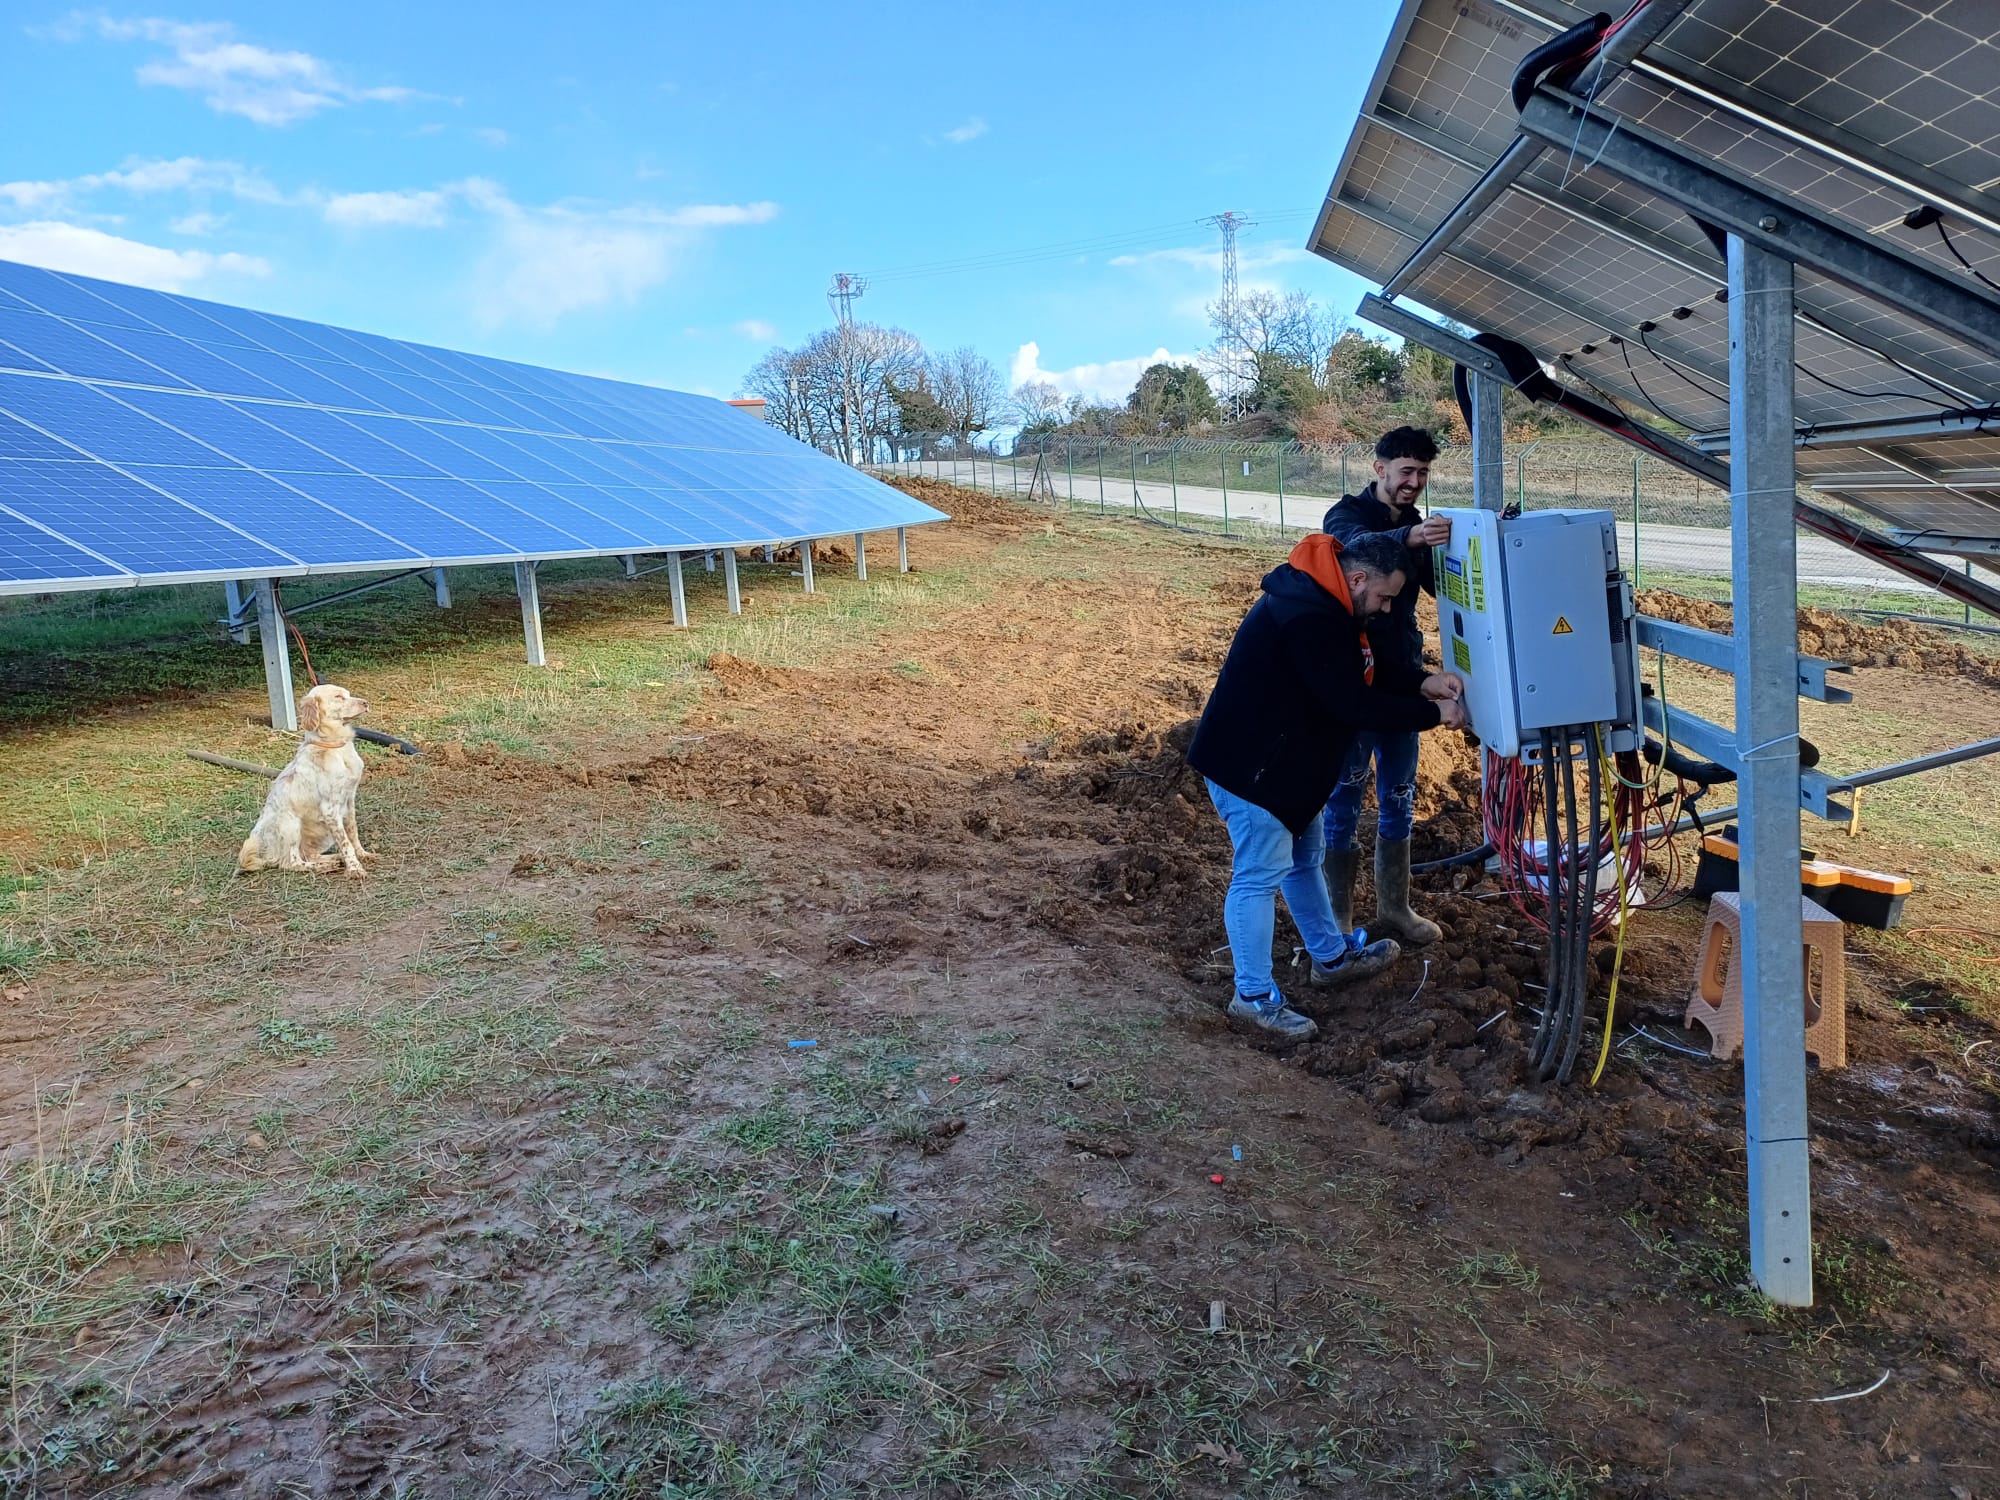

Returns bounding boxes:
[666,551,688,627]
[897,527,909,573]
[854,532,867,581]
[800,540,816,594]
[432,568,451,608]
[254,578,296,731]
[514,561,545,667]
[723,549,742,613]
[1169,440,1179,522]
[1219,451,1230,536]
[1277,448,1286,531]
[1470,370,1505,512]
[1729,233,1812,1308]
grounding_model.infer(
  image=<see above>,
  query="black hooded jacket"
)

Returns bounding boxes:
[1187,547,1442,834]
[1321,481,1435,675]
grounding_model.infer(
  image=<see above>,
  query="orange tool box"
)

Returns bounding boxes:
[1692,826,1911,930]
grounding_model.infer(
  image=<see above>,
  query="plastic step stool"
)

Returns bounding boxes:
[1685,890,1846,1070]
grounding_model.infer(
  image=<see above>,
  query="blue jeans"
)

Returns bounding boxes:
[1322,731,1421,851]
[1206,780,1347,1000]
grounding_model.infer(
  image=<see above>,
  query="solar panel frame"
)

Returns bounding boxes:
[1309,0,2000,556]
[0,257,948,598]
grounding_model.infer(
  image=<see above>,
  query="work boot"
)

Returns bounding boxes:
[1373,838,1442,946]
[1308,928,1400,989]
[1226,992,1319,1043]
[1323,845,1361,932]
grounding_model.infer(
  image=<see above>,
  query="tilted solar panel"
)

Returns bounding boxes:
[0,257,947,594]
[1308,0,2000,559]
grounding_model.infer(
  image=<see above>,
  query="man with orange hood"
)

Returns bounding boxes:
[1187,529,1466,1042]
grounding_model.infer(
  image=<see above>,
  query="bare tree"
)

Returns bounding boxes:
[926,346,1005,443]
[1205,289,1338,401]
[1011,379,1067,431]
[741,323,924,460]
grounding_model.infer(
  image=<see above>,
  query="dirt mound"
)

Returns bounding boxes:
[883,474,1036,530]
[1639,589,1999,684]
[703,652,816,696]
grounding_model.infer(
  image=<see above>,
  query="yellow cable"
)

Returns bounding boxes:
[1587,726,1634,1088]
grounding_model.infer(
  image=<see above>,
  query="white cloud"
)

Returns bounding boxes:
[474,126,510,147]
[1010,341,1202,406]
[473,210,670,330]
[73,16,427,126]
[0,156,281,213]
[733,319,777,341]
[0,220,270,290]
[323,186,452,227]
[943,117,987,145]
[653,201,779,228]
[168,209,223,235]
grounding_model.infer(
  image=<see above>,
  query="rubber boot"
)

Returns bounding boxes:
[1323,845,1361,934]
[1373,838,1441,946]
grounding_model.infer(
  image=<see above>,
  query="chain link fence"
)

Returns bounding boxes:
[875,434,1984,622]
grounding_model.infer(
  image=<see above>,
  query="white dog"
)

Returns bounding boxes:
[237,683,375,878]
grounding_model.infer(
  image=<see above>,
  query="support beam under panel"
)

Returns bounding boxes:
[515,561,545,667]
[855,532,867,581]
[1518,87,2000,364]
[1359,295,2000,621]
[801,541,816,594]
[254,578,296,732]
[667,551,688,627]
[621,555,638,578]
[224,580,252,645]
[898,527,909,573]
[723,549,741,614]
[432,568,451,608]
[1470,370,1505,513]
[1729,234,1813,1308]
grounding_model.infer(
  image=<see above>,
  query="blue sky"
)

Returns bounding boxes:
[0,3,1391,405]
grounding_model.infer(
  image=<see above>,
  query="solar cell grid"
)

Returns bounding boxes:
[0,505,128,585]
[0,254,946,595]
[0,374,236,466]
[125,465,427,566]
[0,456,297,574]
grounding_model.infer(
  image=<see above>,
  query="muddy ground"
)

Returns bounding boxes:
[2,477,1999,1498]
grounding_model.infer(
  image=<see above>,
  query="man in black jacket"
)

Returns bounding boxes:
[1188,529,1466,1042]
[1320,426,1452,949]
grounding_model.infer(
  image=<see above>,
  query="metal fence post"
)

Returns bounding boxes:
[1277,446,1285,531]
[1340,446,1349,497]
[1632,454,1643,587]
[1066,436,1074,508]
[1219,451,1230,536]
[1130,440,1138,510]
[1169,440,1179,522]
[1097,441,1106,512]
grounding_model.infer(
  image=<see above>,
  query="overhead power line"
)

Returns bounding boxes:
[858,209,1312,286]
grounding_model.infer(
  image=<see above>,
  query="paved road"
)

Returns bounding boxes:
[893,459,1923,593]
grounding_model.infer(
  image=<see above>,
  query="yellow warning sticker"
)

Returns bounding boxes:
[1468,536,1486,612]
[1452,637,1473,672]
[1552,616,1573,635]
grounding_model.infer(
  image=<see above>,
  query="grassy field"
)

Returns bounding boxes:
[3,483,1999,1496]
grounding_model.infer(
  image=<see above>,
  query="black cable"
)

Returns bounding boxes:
[1794,357,1963,411]
[1935,218,2000,294]
[1613,338,1708,429]
[1532,728,1564,1075]
[1636,327,1728,403]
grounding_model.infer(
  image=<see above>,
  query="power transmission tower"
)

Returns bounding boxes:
[1203,211,1255,411]
[827,273,868,465]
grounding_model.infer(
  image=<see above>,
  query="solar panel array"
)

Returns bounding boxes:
[0,258,946,596]
[1308,0,2000,559]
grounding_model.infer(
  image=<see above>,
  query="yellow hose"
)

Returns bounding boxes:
[1588,727,1634,1088]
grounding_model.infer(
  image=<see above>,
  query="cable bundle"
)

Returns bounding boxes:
[1480,727,1685,1085]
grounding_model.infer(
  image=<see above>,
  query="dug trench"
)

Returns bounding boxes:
[4,475,1999,1496]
